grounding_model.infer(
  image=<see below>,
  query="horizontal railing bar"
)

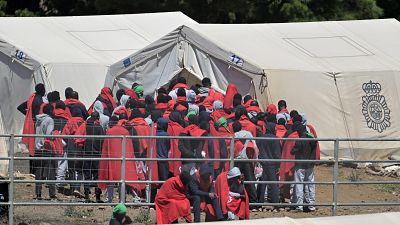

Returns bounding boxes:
[337,181,400,184]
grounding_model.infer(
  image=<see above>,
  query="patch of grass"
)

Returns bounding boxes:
[346,169,362,183]
[134,207,152,224]
[64,206,93,218]
[380,184,400,193]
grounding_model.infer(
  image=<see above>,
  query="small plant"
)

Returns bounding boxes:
[380,184,400,193]
[346,169,361,183]
[64,206,93,218]
[134,207,152,224]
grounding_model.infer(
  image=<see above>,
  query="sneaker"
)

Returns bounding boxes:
[34,195,42,200]
[308,206,316,212]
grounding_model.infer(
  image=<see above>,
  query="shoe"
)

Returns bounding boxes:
[73,190,85,199]
[34,195,42,200]
[308,206,316,212]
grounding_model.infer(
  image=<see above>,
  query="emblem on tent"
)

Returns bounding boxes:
[361,80,391,133]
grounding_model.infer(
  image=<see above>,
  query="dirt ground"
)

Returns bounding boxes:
[3,164,400,225]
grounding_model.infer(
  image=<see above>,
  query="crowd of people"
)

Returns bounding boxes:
[17,77,320,223]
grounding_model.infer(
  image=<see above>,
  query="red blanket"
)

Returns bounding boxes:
[98,125,144,191]
[22,93,35,156]
[223,83,238,109]
[62,117,85,135]
[210,109,234,123]
[167,121,184,176]
[209,124,232,171]
[155,176,192,224]
[215,172,250,219]
[239,116,257,137]
[279,131,298,199]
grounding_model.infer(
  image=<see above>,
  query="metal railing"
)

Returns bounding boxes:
[0,134,399,225]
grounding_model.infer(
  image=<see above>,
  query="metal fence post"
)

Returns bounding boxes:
[229,136,235,169]
[120,136,126,203]
[146,123,155,203]
[332,139,339,216]
[8,134,15,225]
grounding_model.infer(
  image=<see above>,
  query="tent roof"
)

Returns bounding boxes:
[0,12,197,66]
[186,19,400,73]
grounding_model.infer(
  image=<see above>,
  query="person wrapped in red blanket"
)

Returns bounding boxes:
[155,171,192,224]
[215,167,250,220]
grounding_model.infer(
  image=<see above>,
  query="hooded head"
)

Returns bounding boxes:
[177,76,187,84]
[186,111,197,118]
[35,83,45,96]
[93,101,104,114]
[227,167,241,179]
[157,87,167,95]
[187,89,196,103]
[266,104,278,115]
[292,121,306,135]
[292,113,303,123]
[119,95,130,107]
[213,100,223,111]
[157,117,168,131]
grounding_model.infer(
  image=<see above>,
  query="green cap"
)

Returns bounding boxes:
[187,111,197,118]
[112,203,127,215]
[133,85,144,97]
[217,117,228,128]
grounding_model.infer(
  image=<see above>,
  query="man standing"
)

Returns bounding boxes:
[34,104,57,200]
[18,83,46,173]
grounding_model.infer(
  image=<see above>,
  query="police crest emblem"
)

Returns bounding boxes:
[361,81,391,133]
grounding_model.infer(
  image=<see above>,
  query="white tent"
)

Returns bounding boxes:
[0,12,197,175]
[106,19,400,160]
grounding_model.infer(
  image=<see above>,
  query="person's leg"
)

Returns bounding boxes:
[208,196,224,221]
[56,152,68,186]
[294,167,305,211]
[158,161,169,181]
[83,160,92,199]
[265,165,280,204]
[188,195,201,223]
[34,157,43,198]
[238,162,257,204]
[105,184,114,203]
[48,159,57,198]
[305,167,316,207]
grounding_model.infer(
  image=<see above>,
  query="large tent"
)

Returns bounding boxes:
[106,19,400,160]
[0,12,197,175]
